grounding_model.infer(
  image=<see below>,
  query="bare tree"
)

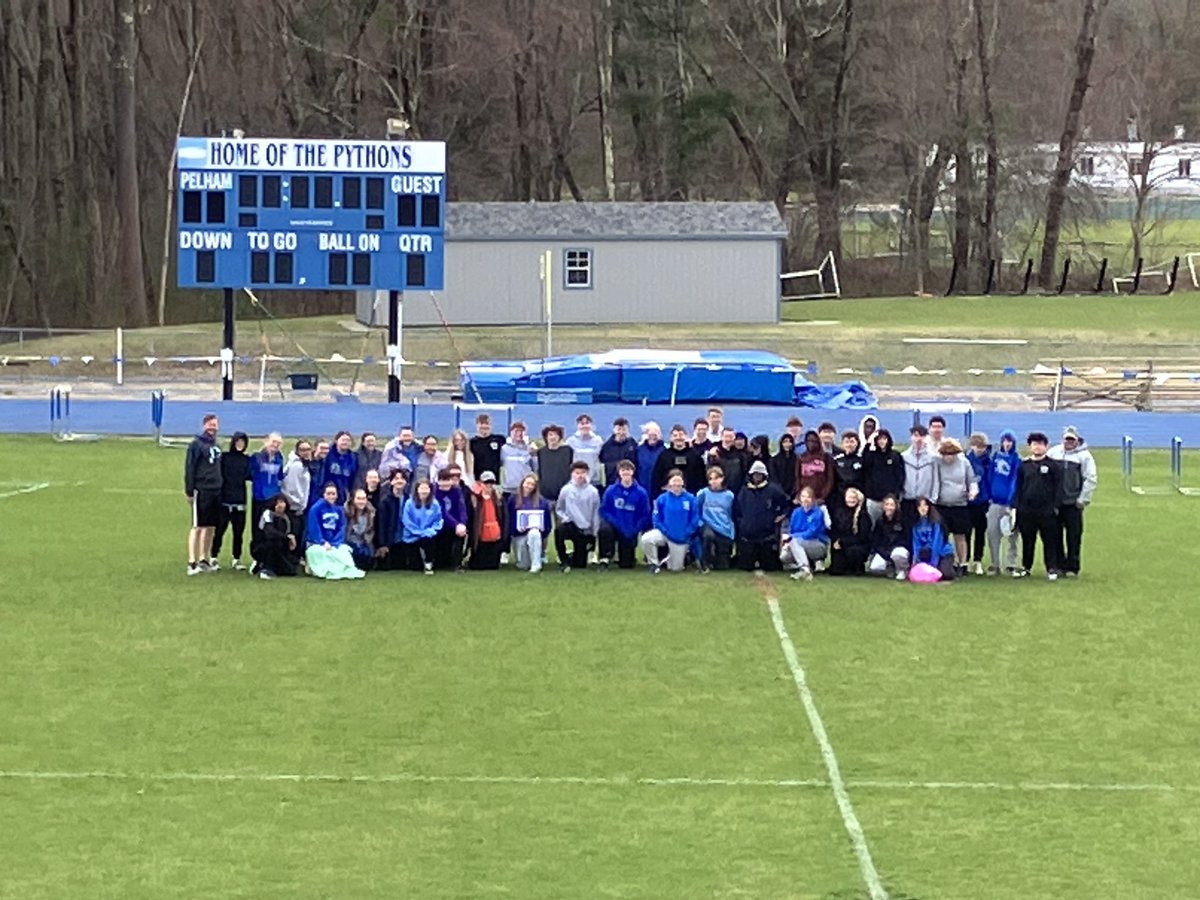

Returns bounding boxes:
[114,0,149,326]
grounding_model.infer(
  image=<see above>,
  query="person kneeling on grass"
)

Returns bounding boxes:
[555,462,601,572]
[828,487,872,576]
[911,497,956,581]
[641,469,701,573]
[468,471,507,570]
[304,483,366,580]
[508,474,553,573]
[598,460,652,570]
[345,488,377,571]
[375,468,409,570]
[868,495,910,580]
[252,494,298,579]
[402,480,443,574]
[780,486,830,581]
[696,466,735,572]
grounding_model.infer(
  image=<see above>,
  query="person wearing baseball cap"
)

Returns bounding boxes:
[1047,425,1097,578]
[467,471,506,569]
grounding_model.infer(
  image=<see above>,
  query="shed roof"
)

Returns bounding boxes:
[445,201,787,241]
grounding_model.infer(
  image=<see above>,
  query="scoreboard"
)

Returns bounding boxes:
[175,136,446,291]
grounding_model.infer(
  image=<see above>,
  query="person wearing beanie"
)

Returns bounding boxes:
[1047,425,1097,578]
[965,432,993,575]
[734,460,790,572]
[931,437,979,577]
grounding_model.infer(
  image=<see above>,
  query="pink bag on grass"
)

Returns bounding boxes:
[908,562,943,584]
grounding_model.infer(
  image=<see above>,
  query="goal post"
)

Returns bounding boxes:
[781,251,841,301]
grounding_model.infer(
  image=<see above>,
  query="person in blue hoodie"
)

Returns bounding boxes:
[635,422,666,494]
[507,473,553,573]
[780,485,830,581]
[321,431,358,504]
[965,432,993,575]
[248,432,285,556]
[911,497,956,581]
[304,482,365,579]
[696,466,736,572]
[599,460,652,570]
[640,469,701,573]
[984,429,1020,575]
[402,480,444,574]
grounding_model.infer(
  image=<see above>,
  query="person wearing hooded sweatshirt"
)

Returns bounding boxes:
[599,460,652,570]
[345,488,377,571]
[828,487,872,576]
[304,482,365,580]
[1013,432,1062,579]
[770,434,797,497]
[402,480,444,574]
[468,472,507,570]
[434,469,469,571]
[248,432,285,556]
[184,413,223,576]
[901,425,936,524]
[305,441,330,511]
[868,495,910,580]
[652,425,707,497]
[499,422,537,498]
[795,430,836,505]
[321,431,358,505]
[859,414,881,453]
[379,427,417,482]
[863,428,905,525]
[965,433,993,575]
[555,462,601,570]
[353,432,383,490]
[1048,425,1098,578]
[567,413,605,488]
[635,422,666,495]
[281,439,313,551]
[985,429,1020,575]
[706,427,747,495]
[696,466,736,571]
[251,494,298,579]
[780,485,830,581]
[931,438,979,576]
[212,431,250,570]
[911,497,956,581]
[599,417,639,486]
[641,469,702,573]
[734,460,789,572]
[507,473,553,573]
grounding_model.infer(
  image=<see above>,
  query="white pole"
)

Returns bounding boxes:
[258,354,268,402]
[115,327,124,386]
[543,249,553,357]
[396,291,404,403]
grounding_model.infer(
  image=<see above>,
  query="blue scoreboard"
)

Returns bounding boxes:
[175,136,446,291]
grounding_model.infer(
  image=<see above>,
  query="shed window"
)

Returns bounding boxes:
[564,248,592,289]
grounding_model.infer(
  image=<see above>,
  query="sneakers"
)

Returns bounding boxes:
[500,552,510,566]
[187,563,202,576]
[249,561,259,576]
[598,559,610,572]
[232,559,247,571]
[971,561,984,576]
[790,569,813,582]
[423,563,434,576]
[1064,571,1078,579]
[1047,571,1059,582]
[206,558,220,571]
[986,566,1000,577]
[258,570,275,580]
[1011,568,1030,578]
[813,559,826,573]
[561,564,572,574]
[647,563,661,576]
[895,570,907,581]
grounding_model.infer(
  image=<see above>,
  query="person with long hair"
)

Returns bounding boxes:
[251,493,298,579]
[911,497,956,581]
[867,495,910,580]
[322,431,358,504]
[508,473,552,573]
[304,482,365,580]
[828,487,871,576]
[353,432,382,490]
[468,471,507,570]
[770,433,797,498]
[345,487,377,571]
[780,485,830,581]
[402,479,443,574]
[444,429,476,490]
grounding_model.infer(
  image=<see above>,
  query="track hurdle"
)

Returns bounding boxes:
[152,390,165,445]
[1172,436,1200,496]
[49,385,100,442]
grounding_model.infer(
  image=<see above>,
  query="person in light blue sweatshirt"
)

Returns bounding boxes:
[696,466,736,571]
[401,480,444,574]
[599,460,652,569]
[780,485,830,581]
[985,429,1020,574]
[640,469,701,573]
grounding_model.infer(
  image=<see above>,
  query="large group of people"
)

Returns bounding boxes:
[184,408,1098,583]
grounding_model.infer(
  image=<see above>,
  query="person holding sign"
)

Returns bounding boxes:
[508,474,552,573]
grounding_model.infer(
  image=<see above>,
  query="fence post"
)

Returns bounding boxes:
[945,260,959,296]
[983,259,996,295]
[1021,259,1034,294]
[115,327,124,386]
[1165,256,1181,294]
[1131,257,1144,294]
[1094,258,1108,294]
[1057,258,1071,295]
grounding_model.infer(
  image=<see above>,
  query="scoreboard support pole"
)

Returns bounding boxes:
[222,287,235,401]
[387,289,401,403]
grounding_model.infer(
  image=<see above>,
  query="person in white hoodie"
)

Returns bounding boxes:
[858,414,881,452]
[1047,425,1097,578]
[280,439,313,549]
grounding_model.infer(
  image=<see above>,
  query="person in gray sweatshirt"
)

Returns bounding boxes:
[1047,425,1097,577]
[901,425,936,524]
[566,413,605,487]
[930,438,979,575]
[554,461,601,570]
[499,421,538,497]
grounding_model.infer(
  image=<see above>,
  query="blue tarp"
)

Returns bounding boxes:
[460,350,877,408]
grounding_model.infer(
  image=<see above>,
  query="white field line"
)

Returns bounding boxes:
[767,596,889,900]
[0,769,1196,794]
[0,482,50,500]
[100,487,181,495]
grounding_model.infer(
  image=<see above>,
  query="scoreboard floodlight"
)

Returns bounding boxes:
[175,136,446,291]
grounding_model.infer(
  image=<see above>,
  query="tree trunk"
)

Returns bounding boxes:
[113,0,148,326]
[974,0,999,281]
[592,0,616,201]
[1039,0,1107,287]
[908,143,951,295]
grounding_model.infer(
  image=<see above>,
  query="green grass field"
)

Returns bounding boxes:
[3,437,1200,898]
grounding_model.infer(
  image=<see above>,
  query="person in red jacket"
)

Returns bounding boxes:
[794,429,835,505]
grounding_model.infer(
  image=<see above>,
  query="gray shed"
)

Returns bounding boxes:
[355,201,786,327]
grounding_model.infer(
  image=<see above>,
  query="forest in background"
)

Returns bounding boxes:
[3,0,1200,327]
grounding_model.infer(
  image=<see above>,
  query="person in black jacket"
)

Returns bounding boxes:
[863,428,905,524]
[733,461,789,572]
[828,488,872,576]
[212,431,251,571]
[184,413,223,576]
[598,417,639,486]
[375,468,410,570]
[251,494,298,579]
[651,425,707,497]
[1013,432,1062,580]
[770,433,797,499]
[867,495,910,579]
[707,427,747,495]
[831,431,866,512]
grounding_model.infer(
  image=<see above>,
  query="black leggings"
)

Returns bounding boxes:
[968,504,988,562]
[554,521,595,568]
[597,522,638,568]
[212,505,246,560]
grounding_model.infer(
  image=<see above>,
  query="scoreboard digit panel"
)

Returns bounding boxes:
[175,137,446,291]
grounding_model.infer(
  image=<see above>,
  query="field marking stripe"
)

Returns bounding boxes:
[0,770,1195,794]
[766,597,889,900]
[0,482,50,499]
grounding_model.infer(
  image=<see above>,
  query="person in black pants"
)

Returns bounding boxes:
[1013,432,1062,580]
[251,495,298,578]
[733,461,789,572]
[212,431,250,570]
[828,488,872,576]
